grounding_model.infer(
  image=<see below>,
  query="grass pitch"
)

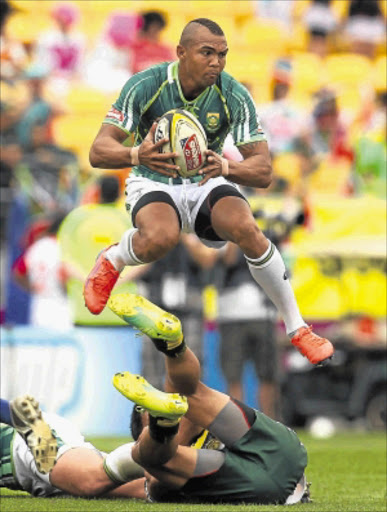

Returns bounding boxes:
[1,431,385,512]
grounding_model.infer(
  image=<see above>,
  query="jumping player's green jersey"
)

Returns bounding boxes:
[103,61,266,177]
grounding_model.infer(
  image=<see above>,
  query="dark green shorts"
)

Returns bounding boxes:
[180,411,307,504]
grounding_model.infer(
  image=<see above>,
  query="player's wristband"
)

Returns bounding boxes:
[131,146,139,166]
[221,158,229,177]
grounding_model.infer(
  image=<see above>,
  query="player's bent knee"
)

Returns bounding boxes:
[138,227,180,261]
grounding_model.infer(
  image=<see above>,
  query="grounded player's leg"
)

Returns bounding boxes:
[210,195,334,365]
[50,447,122,496]
[84,202,180,314]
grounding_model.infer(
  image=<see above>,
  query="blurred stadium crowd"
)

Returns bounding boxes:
[0,0,386,427]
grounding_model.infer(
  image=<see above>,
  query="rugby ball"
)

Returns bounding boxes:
[155,109,207,178]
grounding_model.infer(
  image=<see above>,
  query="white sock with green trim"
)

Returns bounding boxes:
[245,242,306,336]
[107,228,144,271]
[103,442,144,484]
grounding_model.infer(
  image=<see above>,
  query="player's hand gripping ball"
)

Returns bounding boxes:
[155,109,207,178]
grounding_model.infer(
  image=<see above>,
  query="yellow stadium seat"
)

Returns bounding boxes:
[288,23,309,53]
[325,53,372,89]
[272,153,301,187]
[238,20,289,55]
[307,158,352,195]
[226,53,274,102]
[331,0,349,20]
[373,55,387,92]
[6,10,51,43]
[53,114,104,166]
[290,52,326,96]
[65,86,113,116]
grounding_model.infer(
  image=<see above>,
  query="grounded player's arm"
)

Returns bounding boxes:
[201,141,272,188]
[90,123,181,176]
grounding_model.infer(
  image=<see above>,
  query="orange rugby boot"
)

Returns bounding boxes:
[84,245,120,314]
[291,326,334,366]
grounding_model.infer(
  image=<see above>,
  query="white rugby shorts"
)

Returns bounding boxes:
[125,175,242,248]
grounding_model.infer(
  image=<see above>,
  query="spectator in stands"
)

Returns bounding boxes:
[14,120,79,214]
[302,0,338,58]
[12,213,77,330]
[253,0,295,32]
[16,64,55,150]
[293,89,354,181]
[85,11,141,92]
[0,0,28,82]
[130,11,174,75]
[343,0,386,59]
[32,2,85,95]
[258,59,305,157]
[216,241,280,419]
[352,89,386,197]
[58,174,135,327]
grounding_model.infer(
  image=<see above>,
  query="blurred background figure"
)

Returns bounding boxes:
[293,88,354,194]
[259,58,305,157]
[58,174,135,327]
[302,0,338,58]
[12,213,76,330]
[343,0,386,59]
[0,0,27,82]
[216,241,280,419]
[31,2,85,95]
[16,64,55,150]
[352,88,386,197]
[14,119,79,214]
[84,11,141,92]
[253,0,295,32]
[129,10,174,74]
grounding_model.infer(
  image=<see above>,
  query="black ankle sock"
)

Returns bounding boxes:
[151,337,187,358]
[148,415,179,444]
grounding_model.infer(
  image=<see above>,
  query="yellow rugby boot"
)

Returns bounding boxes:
[108,293,186,356]
[10,395,58,474]
[113,372,188,423]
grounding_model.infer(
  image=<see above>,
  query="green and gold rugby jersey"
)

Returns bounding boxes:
[103,61,266,176]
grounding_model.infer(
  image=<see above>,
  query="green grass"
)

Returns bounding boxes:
[1,431,386,512]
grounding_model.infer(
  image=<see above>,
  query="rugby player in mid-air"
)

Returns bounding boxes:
[105,292,310,505]
[84,17,334,367]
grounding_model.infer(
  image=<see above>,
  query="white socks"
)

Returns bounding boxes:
[107,228,144,271]
[104,442,144,484]
[245,242,306,336]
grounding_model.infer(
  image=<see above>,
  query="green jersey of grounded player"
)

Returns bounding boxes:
[84,17,334,367]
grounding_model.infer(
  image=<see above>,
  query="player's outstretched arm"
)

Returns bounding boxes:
[200,140,272,188]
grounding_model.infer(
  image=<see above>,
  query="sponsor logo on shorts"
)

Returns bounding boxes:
[106,107,124,123]
[206,112,220,132]
[180,135,202,171]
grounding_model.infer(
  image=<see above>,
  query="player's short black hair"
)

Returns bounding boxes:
[130,406,143,441]
[180,18,225,46]
[188,18,224,36]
